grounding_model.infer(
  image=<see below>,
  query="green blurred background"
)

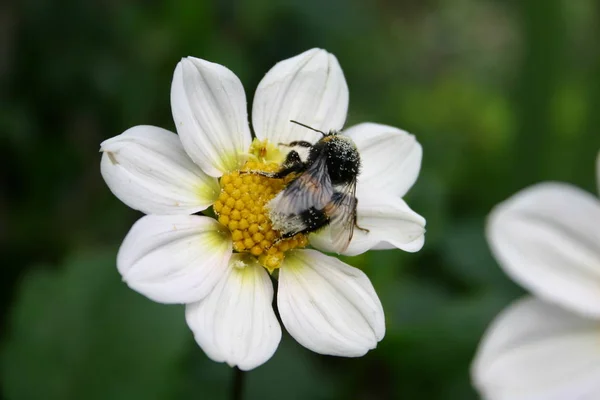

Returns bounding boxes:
[2,0,600,399]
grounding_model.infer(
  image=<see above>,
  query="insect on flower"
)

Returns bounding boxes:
[249,120,368,254]
[100,48,426,370]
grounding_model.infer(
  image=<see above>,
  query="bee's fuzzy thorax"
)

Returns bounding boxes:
[312,135,360,185]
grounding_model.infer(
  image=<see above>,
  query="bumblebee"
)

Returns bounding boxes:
[260,120,367,253]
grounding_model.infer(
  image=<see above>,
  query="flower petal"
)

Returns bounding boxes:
[100,126,219,215]
[345,123,422,197]
[186,254,281,370]
[252,48,349,145]
[277,249,385,357]
[171,57,251,177]
[310,187,426,256]
[472,297,600,400]
[487,182,600,318]
[117,215,232,304]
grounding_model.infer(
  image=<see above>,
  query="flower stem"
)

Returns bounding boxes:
[231,367,244,400]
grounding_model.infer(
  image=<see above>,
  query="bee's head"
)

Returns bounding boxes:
[321,133,343,143]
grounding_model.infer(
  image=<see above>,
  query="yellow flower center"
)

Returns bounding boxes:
[213,139,309,272]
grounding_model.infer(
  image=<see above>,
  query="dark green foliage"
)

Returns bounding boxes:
[1,252,189,400]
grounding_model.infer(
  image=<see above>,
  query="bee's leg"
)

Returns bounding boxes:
[246,150,307,179]
[279,140,311,162]
[279,140,313,148]
[355,222,370,233]
[240,170,278,178]
[249,164,307,179]
[242,149,307,178]
[353,198,370,233]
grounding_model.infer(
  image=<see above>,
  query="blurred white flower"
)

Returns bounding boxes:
[472,155,600,399]
[100,48,425,370]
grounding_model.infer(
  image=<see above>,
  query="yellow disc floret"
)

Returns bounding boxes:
[214,141,308,272]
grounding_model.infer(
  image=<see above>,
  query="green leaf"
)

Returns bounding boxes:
[1,250,190,400]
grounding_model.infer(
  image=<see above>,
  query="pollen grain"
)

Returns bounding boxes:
[214,160,308,272]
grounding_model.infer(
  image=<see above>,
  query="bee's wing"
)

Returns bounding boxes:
[326,180,358,253]
[269,155,333,216]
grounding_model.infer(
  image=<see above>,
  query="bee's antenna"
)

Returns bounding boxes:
[290,120,327,137]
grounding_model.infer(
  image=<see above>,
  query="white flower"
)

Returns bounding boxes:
[100,48,426,370]
[472,154,600,399]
